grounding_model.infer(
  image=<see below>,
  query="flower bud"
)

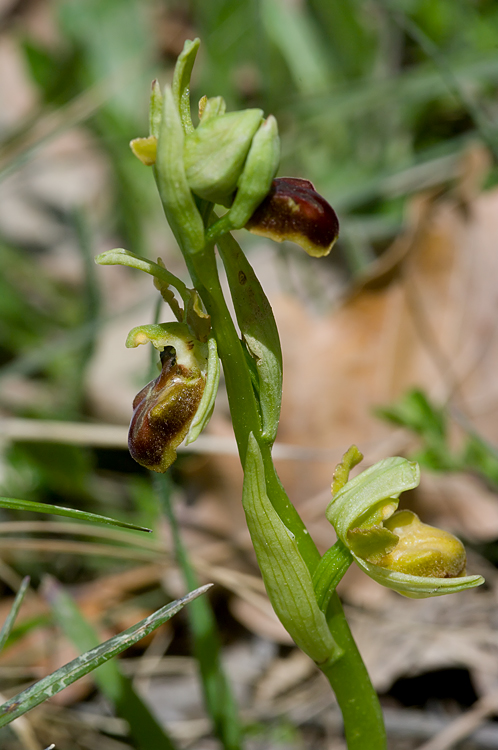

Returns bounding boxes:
[198,95,226,122]
[245,177,339,257]
[126,323,219,472]
[183,108,264,205]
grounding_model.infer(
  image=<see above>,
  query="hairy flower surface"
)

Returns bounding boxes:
[128,347,205,473]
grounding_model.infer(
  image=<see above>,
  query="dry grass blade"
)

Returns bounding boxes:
[416,690,498,750]
[0,416,335,459]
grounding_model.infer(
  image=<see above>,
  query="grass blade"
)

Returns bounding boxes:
[43,576,177,750]
[0,584,211,728]
[155,475,243,750]
[0,577,30,654]
[0,497,151,533]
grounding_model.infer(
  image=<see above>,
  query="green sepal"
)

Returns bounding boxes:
[227,115,280,229]
[154,86,205,256]
[186,335,220,445]
[352,555,484,599]
[242,434,340,665]
[126,322,208,374]
[184,109,263,205]
[326,457,420,545]
[217,233,282,444]
[171,38,200,135]
[149,79,163,138]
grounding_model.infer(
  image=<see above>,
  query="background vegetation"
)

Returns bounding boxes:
[1,1,498,748]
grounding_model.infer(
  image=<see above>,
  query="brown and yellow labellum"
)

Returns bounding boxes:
[245,177,339,257]
[128,347,205,473]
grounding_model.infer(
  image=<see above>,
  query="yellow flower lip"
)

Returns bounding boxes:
[245,177,339,257]
[372,510,467,578]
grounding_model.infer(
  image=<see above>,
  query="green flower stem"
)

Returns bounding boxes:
[180,239,321,571]
[154,162,385,745]
[313,540,353,612]
[322,593,387,750]
[193,244,386,746]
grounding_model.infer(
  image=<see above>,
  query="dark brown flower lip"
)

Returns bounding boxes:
[245,177,339,257]
[128,348,204,473]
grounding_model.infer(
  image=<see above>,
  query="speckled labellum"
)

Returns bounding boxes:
[245,177,339,257]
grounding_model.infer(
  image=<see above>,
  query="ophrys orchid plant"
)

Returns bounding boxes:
[96,39,484,750]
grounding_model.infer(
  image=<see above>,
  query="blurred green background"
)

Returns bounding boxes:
[1,0,498,748]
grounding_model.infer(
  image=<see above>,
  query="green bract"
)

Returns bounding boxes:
[243,434,340,665]
[216,232,282,444]
[326,452,484,598]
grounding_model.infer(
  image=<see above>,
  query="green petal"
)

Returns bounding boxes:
[353,553,484,599]
[326,457,420,543]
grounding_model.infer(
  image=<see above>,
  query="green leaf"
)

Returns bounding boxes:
[0,497,151,533]
[0,577,30,654]
[43,576,178,750]
[243,434,339,665]
[216,232,283,444]
[262,0,330,94]
[0,584,211,728]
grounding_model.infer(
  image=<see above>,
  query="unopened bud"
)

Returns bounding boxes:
[183,108,263,205]
[245,177,339,257]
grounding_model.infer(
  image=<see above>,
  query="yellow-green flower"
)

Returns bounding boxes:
[326,449,484,598]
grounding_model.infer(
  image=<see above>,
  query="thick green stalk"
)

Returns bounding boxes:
[322,593,387,750]
[181,241,321,570]
[155,167,385,746]
[192,241,387,747]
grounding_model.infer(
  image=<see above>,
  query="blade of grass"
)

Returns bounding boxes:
[261,0,330,94]
[43,576,177,750]
[381,0,498,161]
[0,497,151,533]
[0,577,31,654]
[155,475,243,750]
[0,584,211,728]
